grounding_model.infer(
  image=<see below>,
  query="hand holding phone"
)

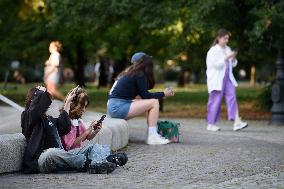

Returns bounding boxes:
[73,85,80,94]
[168,86,174,95]
[92,115,106,131]
[164,87,174,97]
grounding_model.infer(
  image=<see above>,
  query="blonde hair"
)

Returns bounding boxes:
[50,41,63,52]
[61,87,90,119]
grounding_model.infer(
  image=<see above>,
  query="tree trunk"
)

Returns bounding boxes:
[112,56,128,84]
[74,41,86,87]
[97,57,108,89]
[177,67,185,87]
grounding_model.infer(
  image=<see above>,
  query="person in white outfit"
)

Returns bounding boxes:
[206,29,248,131]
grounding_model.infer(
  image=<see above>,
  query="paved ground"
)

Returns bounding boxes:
[0,118,284,189]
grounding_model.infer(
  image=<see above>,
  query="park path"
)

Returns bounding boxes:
[0,118,283,189]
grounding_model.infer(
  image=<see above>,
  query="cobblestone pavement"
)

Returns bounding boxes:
[0,118,283,189]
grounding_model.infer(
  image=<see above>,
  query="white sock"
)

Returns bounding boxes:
[234,110,241,124]
[148,126,157,135]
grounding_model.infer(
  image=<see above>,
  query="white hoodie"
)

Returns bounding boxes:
[206,44,238,93]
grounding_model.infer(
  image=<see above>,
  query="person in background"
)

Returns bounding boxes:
[44,41,64,100]
[206,29,248,131]
[107,52,175,145]
[96,56,109,89]
[13,70,26,84]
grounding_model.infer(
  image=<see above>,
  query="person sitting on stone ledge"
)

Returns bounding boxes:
[107,52,175,145]
[21,86,119,174]
[60,87,128,171]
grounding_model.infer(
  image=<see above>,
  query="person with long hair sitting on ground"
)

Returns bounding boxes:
[60,87,128,171]
[21,86,119,174]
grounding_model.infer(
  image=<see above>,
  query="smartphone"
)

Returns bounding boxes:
[166,85,174,95]
[74,85,80,94]
[97,115,106,124]
[93,115,106,129]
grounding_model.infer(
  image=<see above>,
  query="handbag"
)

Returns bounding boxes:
[157,120,180,143]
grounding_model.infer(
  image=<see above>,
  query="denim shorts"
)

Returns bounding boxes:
[107,98,132,119]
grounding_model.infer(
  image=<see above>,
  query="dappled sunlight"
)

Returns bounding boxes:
[18,0,46,20]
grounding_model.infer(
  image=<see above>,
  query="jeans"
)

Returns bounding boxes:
[38,144,110,173]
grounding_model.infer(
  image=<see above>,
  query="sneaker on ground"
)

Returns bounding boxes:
[106,152,128,167]
[233,121,248,131]
[88,162,116,174]
[206,124,220,131]
[147,133,170,145]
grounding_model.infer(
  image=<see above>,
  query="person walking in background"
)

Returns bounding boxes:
[96,56,109,89]
[107,52,175,145]
[44,41,64,100]
[206,29,248,132]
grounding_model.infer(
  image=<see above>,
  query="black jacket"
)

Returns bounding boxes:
[21,90,71,173]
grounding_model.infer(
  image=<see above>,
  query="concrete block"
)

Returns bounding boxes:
[0,133,26,173]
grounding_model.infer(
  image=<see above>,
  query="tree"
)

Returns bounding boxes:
[45,0,179,86]
[1,0,282,86]
[0,0,51,82]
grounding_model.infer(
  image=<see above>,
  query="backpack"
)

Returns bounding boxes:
[157,120,180,143]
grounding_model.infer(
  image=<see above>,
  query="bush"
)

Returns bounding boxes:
[257,84,272,111]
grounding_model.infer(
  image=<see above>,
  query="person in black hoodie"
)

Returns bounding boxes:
[21,86,116,174]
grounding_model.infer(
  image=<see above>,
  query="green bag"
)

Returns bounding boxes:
[157,120,180,143]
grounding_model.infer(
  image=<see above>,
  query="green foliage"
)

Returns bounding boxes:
[256,84,272,111]
[0,83,263,111]
[248,0,284,48]
[0,0,283,84]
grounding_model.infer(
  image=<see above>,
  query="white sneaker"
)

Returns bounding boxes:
[147,133,170,145]
[206,124,220,131]
[233,121,248,131]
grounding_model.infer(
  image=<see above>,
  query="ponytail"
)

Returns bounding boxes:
[212,37,219,46]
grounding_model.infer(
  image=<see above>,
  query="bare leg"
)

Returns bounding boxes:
[47,82,65,101]
[126,99,159,127]
[127,99,170,144]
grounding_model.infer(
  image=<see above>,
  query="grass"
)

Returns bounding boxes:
[0,83,269,120]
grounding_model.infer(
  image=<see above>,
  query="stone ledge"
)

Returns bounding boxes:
[0,100,129,173]
[0,133,26,173]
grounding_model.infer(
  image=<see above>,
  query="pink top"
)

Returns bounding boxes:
[61,119,87,151]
